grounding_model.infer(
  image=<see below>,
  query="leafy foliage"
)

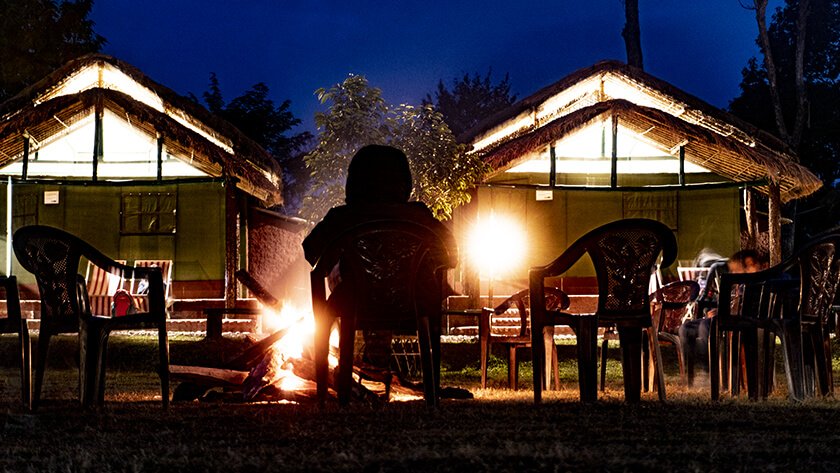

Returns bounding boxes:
[198,73,312,212]
[302,75,488,222]
[423,70,517,139]
[0,0,105,102]
[730,0,840,236]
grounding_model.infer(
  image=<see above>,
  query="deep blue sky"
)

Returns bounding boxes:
[90,1,784,134]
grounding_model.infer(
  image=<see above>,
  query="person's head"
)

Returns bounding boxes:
[345,144,413,205]
[728,249,767,273]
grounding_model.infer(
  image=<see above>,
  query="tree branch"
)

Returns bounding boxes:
[753,0,790,143]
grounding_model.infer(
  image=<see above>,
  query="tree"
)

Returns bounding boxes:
[731,0,839,181]
[621,0,644,69]
[730,0,840,248]
[302,75,488,222]
[423,70,517,139]
[0,0,105,102]
[198,74,312,213]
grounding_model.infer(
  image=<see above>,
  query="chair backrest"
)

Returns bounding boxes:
[85,260,127,316]
[652,280,700,333]
[132,260,172,299]
[311,220,455,331]
[797,234,840,323]
[493,287,570,337]
[13,226,91,333]
[678,266,710,283]
[582,219,677,321]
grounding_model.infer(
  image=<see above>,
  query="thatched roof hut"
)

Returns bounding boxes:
[0,54,282,205]
[466,60,821,203]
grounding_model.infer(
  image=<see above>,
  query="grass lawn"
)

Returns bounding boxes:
[1,333,839,472]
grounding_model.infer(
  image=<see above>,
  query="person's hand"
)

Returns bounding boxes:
[706,308,717,318]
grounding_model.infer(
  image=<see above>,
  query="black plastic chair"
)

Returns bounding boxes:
[310,220,455,407]
[652,280,700,386]
[530,218,677,403]
[478,287,570,390]
[709,234,840,401]
[13,225,169,408]
[0,276,32,410]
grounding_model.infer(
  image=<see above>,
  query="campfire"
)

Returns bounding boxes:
[169,271,427,405]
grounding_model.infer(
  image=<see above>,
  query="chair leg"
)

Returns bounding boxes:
[577,316,599,403]
[480,339,490,390]
[618,326,643,403]
[709,318,720,401]
[97,332,111,406]
[158,323,170,409]
[531,322,545,404]
[777,323,805,401]
[674,339,686,386]
[729,332,742,397]
[314,315,332,406]
[79,319,108,408]
[600,336,608,392]
[809,326,830,397]
[32,331,52,409]
[641,331,651,393]
[417,316,438,407]
[648,328,666,401]
[741,329,759,401]
[551,342,561,391]
[18,319,32,411]
[821,325,834,397]
[508,346,517,390]
[337,317,355,407]
[542,327,555,391]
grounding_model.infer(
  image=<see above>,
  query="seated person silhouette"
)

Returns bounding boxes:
[303,144,457,370]
[679,249,767,370]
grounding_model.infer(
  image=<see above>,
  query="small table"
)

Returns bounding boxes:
[203,307,262,338]
[442,308,483,335]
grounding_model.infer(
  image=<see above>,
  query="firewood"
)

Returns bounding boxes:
[234,270,280,309]
[169,365,249,387]
[225,321,302,370]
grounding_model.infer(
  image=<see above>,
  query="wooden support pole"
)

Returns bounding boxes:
[156,133,164,181]
[21,133,30,180]
[549,145,557,188]
[92,96,104,182]
[610,113,618,188]
[744,188,758,250]
[678,145,686,187]
[768,180,782,265]
[224,177,240,309]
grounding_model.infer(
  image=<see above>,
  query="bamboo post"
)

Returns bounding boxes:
[768,180,782,265]
[744,188,758,249]
[224,177,240,309]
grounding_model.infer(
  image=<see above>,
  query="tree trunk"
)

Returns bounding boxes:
[622,0,644,69]
[790,0,810,148]
[753,0,810,150]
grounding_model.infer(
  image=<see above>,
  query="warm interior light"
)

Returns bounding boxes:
[467,213,527,280]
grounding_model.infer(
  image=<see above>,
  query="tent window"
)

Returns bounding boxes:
[622,191,678,230]
[120,192,176,235]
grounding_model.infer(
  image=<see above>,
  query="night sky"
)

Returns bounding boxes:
[90,1,784,134]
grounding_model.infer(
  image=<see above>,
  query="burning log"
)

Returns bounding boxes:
[169,365,249,387]
[235,270,280,309]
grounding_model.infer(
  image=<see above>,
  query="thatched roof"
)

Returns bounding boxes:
[0,54,282,205]
[468,60,821,203]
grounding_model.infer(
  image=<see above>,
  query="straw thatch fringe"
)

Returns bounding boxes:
[0,55,282,205]
[479,99,821,203]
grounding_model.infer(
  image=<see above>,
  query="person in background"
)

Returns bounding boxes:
[678,249,767,371]
[302,144,457,370]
